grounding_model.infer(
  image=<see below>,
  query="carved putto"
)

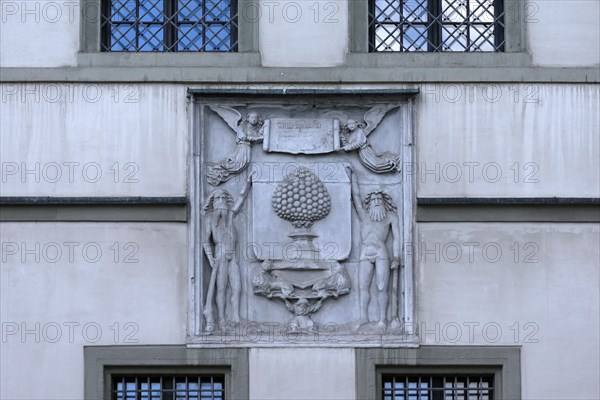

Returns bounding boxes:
[339,105,402,173]
[284,297,324,333]
[206,106,264,186]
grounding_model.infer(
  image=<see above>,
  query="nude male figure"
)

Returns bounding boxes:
[346,166,401,331]
[202,175,252,331]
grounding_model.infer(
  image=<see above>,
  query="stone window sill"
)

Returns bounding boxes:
[77,52,261,68]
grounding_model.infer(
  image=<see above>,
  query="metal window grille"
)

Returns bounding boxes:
[112,375,225,400]
[382,374,494,400]
[101,0,238,52]
[369,0,504,52]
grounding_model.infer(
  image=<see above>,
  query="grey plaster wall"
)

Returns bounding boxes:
[0,84,189,197]
[417,222,600,400]
[528,0,600,67]
[416,84,600,198]
[259,0,349,67]
[2,221,598,399]
[0,222,188,399]
[249,348,355,399]
[2,83,598,198]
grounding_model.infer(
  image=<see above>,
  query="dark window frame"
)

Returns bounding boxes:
[378,367,498,400]
[350,0,525,54]
[356,346,521,400]
[100,0,239,52]
[108,367,228,400]
[80,0,258,54]
[368,0,505,52]
[84,346,249,400]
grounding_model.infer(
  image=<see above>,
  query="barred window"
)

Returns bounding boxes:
[112,375,225,400]
[101,0,238,52]
[369,0,504,52]
[382,374,494,400]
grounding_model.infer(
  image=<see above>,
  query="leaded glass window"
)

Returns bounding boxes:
[369,0,504,52]
[101,0,238,52]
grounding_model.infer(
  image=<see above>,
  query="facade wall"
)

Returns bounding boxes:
[2,222,598,399]
[528,0,600,67]
[418,223,600,400]
[259,0,349,67]
[248,348,356,399]
[2,84,598,197]
[1,0,598,399]
[0,0,599,68]
[0,1,79,67]
[417,84,600,197]
[0,84,188,197]
[0,222,187,399]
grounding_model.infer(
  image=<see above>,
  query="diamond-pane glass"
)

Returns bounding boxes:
[111,0,136,22]
[101,0,237,52]
[441,24,468,50]
[205,24,231,51]
[139,0,164,22]
[442,0,468,23]
[403,0,428,22]
[374,24,401,51]
[369,0,504,52]
[205,0,231,21]
[471,0,495,22]
[403,25,428,51]
[177,24,203,50]
[178,0,202,21]
[110,24,137,50]
[470,25,495,50]
[375,0,401,22]
[139,24,164,51]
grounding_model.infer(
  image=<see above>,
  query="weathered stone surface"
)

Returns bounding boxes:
[251,162,351,261]
[192,97,415,344]
[263,118,340,154]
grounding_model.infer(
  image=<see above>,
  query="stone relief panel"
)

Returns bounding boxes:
[189,95,416,346]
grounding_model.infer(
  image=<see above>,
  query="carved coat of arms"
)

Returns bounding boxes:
[191,96,415,344]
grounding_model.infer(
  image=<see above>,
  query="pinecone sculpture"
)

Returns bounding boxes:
[272,167,331,228]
